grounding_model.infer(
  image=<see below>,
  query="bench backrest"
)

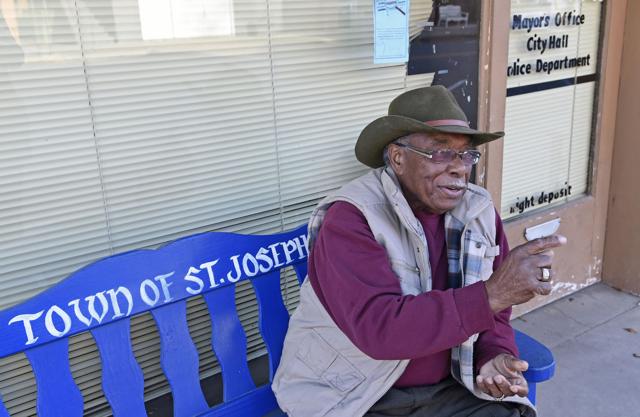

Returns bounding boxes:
[0,225,308,417]
[439,5,463,18]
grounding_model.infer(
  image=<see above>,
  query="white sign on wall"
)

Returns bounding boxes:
[501,0,603,219]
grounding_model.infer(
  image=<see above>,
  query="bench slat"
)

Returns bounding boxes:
[197,385,279,417]
[251,270,290,379]
[0,395,9,417]
[293,263,307,286]
[25,339,83,417]
[204,285,256,401]
[91,318,147,417]
[151,301,209,417]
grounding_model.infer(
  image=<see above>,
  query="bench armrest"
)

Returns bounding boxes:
[514,329,555,404]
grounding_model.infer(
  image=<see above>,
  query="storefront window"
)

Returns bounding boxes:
[408,0,481,127]
[501,0,604,219]
[2,1,470,415]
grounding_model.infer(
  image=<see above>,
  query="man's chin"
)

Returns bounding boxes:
[413,193,466,214]
[433,191,466,212]
[440,197,467,213]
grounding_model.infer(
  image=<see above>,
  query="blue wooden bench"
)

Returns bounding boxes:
[0,224,554,417]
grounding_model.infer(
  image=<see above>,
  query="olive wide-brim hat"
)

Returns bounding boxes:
[355,85,505,168]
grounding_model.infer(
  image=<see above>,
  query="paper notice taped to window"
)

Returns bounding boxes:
[374,0,410,64]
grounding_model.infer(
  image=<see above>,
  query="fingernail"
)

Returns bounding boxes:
[557,235,567,244]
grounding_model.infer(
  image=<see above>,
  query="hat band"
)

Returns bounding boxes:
[424,119,469,128]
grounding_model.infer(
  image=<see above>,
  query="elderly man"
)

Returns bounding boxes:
[272,86,565,417]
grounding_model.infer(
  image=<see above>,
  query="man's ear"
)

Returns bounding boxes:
[388,144,406,174]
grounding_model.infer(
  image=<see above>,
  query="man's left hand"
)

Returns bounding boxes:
[476,353,529,399]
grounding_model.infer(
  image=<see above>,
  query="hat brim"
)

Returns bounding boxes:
[355,115,505,168]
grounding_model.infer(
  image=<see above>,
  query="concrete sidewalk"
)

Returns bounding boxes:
[512,283,640,417]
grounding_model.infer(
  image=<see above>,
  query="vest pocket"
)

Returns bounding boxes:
[296,330,366,394]
[389,258,421,295]
[465,232,498,284]
[480,256,496,282]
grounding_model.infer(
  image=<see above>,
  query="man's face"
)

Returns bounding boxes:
[388,132,473,214]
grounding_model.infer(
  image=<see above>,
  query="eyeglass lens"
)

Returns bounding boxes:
[430,149,481,165]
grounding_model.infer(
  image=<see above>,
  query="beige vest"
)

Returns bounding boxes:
[272,168,535,417]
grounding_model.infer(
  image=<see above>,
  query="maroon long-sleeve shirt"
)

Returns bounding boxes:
[308,201,517,387]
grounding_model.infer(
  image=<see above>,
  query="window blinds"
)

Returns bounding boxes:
[0,1,435,415]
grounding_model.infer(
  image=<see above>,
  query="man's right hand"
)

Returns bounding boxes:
[484,235,568,312]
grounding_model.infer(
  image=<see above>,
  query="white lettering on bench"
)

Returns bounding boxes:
[8,311,44,345]
[154,273,175,303]
[88,292,109,323]
[281,236,309,264]
[268,243,285,268]
[7,234,310,346]
[140,272,176,306]
[282,240,298,264]
[45,305,72,337]
[200,260,222,288]
[69,288,133,326]
[184,266,205,295]
[183,261,222,295]
[226,238,309,282]
[68,292,108,326]
[299,234,309,256]
[106,287,134,319]
[242,253,260,277]
[256,247,274,273]
[293,237,306,260]
[8,288,136,345]
[227,236,310,283]
[140,279,161,306]
[227,256,243,283]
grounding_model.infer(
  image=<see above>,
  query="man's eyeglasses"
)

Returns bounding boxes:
[394,143,482,166]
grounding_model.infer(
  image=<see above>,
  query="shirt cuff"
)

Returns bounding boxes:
[452,281,495,336]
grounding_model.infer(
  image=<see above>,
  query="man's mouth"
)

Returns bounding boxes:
[440,184,467,197]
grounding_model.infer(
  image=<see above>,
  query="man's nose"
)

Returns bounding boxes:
[446,154,470,176]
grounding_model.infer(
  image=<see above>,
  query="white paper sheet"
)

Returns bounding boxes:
[374,0,410,64]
